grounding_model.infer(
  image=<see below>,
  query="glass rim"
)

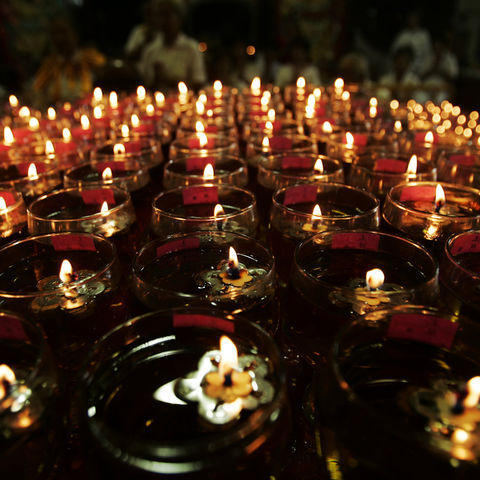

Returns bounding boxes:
[444,230,480,280]
[0,189,25,213]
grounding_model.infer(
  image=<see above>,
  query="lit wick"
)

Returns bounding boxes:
[196,100,205,115]
[131,114,140,129]
[28,163,38,181]
[345,131,354,148]
[3,126,14,146]
[109,91,118,109]
[219,247,252,287]
[313,158,324,174]
[93,87,103,104]
[102,167,113,183]
[394,120,402,133]
[262,136,270,153]
[136,85,146,102]
[424,130,434,145]
[29,117,39,131]
[435,184,446,214]
[366,268,385,291]
[203,163,214,181]
[0,196,8,213]
[121,124,130,138]
[322,121,333,134]
[406,154,417,176]
[214,203,225,231]
[155,91,165,108]
[113,143,126,156]
[302,204,323,232]
[9,95,18,109]
[0,364,15,400]
[47,107,56,121]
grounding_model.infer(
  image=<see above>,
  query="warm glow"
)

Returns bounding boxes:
[198,42,207,52]
[305,105,315,119]
[369,106,377,118]
[100,201,109,213]
[228,246,239,268]
[146,104,155,116]
[341,91,350,101]
[62,128,72,143]
[155,91,165,107]
[93,87,103,103]
[267,108,276,122]
[206,109,213,117]
[262,136,270,149]
[19,106,30,119]
[296,76,306,89]
[196,100,205,115]
[59,259,74,284]
[178,82,188,95]
[213,80,222,92]
[197,132,208,148]
[3,126,14,145]
[314,158,324,173]
[28,163,38,180]
[29,117,39,130]
[109,91,118,109]
[407,155,417,175]
[93,106,103,119]
[121,124,130,138]
[9,95,18,108]
[251,76,261,92]
[464,376,480,408]
[214,204,225,218]
[334,78,344,90]
[464,128,473,138]
[203,163,215,180]
[47,107,56,121]
[321,121,333,134]
[0,196,7,212]
[346,131,354,146]
[432,113,441,124]
[452,429,470,444]
[312,204,322,220]
[102,167,113,181]
[198,93,207,104]
[81,115,90,130]
[470,111,479,121]
[195,120,205,133]
[452,106,461,116]
[219,335,238,377]
[113,143,126,155]
[424,131,434,144]
[130,114,140,129]
[246,45,256,55]
[390,99,399,110]
[307,94,316,108]
[369,97,378,107]
[458,114,467,126]
[394,120,402,133]
[366,268,385,289]
[136,85,146,101]
[435,184,446,210]
[0,364,16,400]
[45,140,55,156]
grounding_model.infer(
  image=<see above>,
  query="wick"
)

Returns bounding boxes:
[223,372,233,387]
[226,260,240,279]
[216,219,223,231]
[435,203,443,214]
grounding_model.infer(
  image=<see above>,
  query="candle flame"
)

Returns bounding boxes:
[19,106,30,119]
[267,108,276,122]
[394,120,402,133]
[62,128,72,143]
[146,104,155,116]
[28,163,38,180]
[206,109,213,117]
[93,87,103,103]
[113,143,126,155]
[435,184,446,210]
[81,114,90,130]
[121,124,130,138]
[464,376,480,408]
[109,91,118,109]
[452,428,470,444]
[312,204,322,220]
[178,82,188,95]
[322,121,333,134]
[369,97,378,107]
[0,196,7,212]
[197,132,208,148]
[265,120,274,132]
[425,131,434,144]
[93,106,103,119]
[29,117,39,130]
[296,76,306,89]
[131,114,140,128]
[136,85,146,100]
[198,93,207,104]
[59,259,74,284]
[102,167,113,181]
[369,106,377,118]
[313,158,324,173]
[313,88,322,99]
[101,200,109,213]
[195,120,205,133]
[203,163,214,180]
[196,100,205,115]
[260,95,270,108]
[390,99,399,110]
[341,91,350,101]
[228,246,239,268]
[407,155,417,175]
[214,204,225,218]
[213,80,222,92]
[262,136,270,150]
[366,268,385,290]
[307,94,316,110]
[155,91,165,107]
[346,131,354,146]
[0,364,16,400]
[334,78,344,90]
[3,126,14,145]
[251,76,261,92]
[47,107,56,121]
[219,335,238,377]
[9,95,18,108]
[305,105,315,119]
[45,140,55,155]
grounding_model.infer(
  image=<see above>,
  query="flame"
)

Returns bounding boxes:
[312,204,322,220]
[307,94,316,108]
[113,143,126,155]
[390,99,399,110]
[146,104,155,116]
[464,376,480,408]
[322,121,333,134]
[62,128,72,143]
[47,107,56,121]
[334,78,344,90]
[341,91,350,101]
[228,246,239,268]
[59,259,74,284]
[131,114,140,128]
[219,335,238,377]
[9,95,18,108]
[213,80,222,92]
[214,204,225,218]
[313,88,322,100]
[121,124,130,138]
[28,163,38,180]
[452,429,470,444]
[424,131,434,144]
[155,91,165,107]
[100,201,109,213]
[296,76,306,89]
[178,82,188,95]
[260,95,270,109]
[369,106,377,118]
[198,93,207,104]
[369,97,378,107]
[394,120,402,133]
[435,184,446,210]
[366,268,385,290]
[195,120,205,133]
[81,114,90,130]
[29,117,39,130]
[109,91,118,109]
[0,364,16,400]
[262,136,270,150]
[197,132,208,148]
[0,196,7,212]
[93,106,103,119]
[45,140,55,156]
[265,120,274,132]
[102,167,113,181]
[313,158,324,173]
[251,76,261,92]
[267,108,276,122]
[305,105,315,119]
[203,163,214,180]
[3,126,14,145]
[93,87,103,103]
[346,131,354,146]
[206,109,213,117]
[196,100,205,115]
[136,85,146,100]
[19,106,30,119]
[407,155,417,175]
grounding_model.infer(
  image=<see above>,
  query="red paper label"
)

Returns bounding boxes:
[94,162,127,173]
[270,136,293,150]
[185,156,216,172]
[51,234,96,251]
[16,162,46,175]
[81,189,116,205]
[173,313,234,332]
[182,186,218,205]
[374,158,406,173]
[205,125,219,133]
[314,106,327,117]
[53,141,77,154]
[261,120,282,132]
[399,185,436,202]
[0,315,28,340]
[283,184,317,205]
[281,156,311,170]
[331,232,380,251]
[449,154,476,166]
[387,313,458,349]
[450,233,480,256]
[0,191,16,207]
[188,137,214,149]
[343,133,367,146]
[156,237,201,257]
[124,141,141,153]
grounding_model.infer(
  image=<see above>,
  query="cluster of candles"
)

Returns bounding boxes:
[1,76,480,479]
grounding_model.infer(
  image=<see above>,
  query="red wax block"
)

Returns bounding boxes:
[205,125,219,133]
[414,132,439,144]
[188,137,215,149]
[94,161,127,173]
[53,140,77,155]
[0,315,28,341]
[71,126,93,140]
[400,185,436,203]
[331,232,380,251]
[270,136,293,150]
[133,123,155,135]
[281,156,312,170]
[342,133,367,146]
[16,162,47,175]
[124,141,142,153]
[449,154,477,166]
[81,188,116,205]
[450,233,480,256]
[0,143,11,153]
[315,106,327,117]
[92,117,111,129]
[182,186,219,205]
[373,158,407,173]
[156,237,201,257]
[387,313,458,349]
[186,156,216,172]
[51,234,96,251]
[173,313,234,333]
[0,191,16,206]
[283,184,317,205]
[12,127,32,141]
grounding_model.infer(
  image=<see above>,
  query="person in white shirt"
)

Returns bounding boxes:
[138,0,207,91]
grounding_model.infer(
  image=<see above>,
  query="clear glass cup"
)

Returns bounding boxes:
[169,133,239,161]
[437,148,480,187]
[0,189,28,247]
